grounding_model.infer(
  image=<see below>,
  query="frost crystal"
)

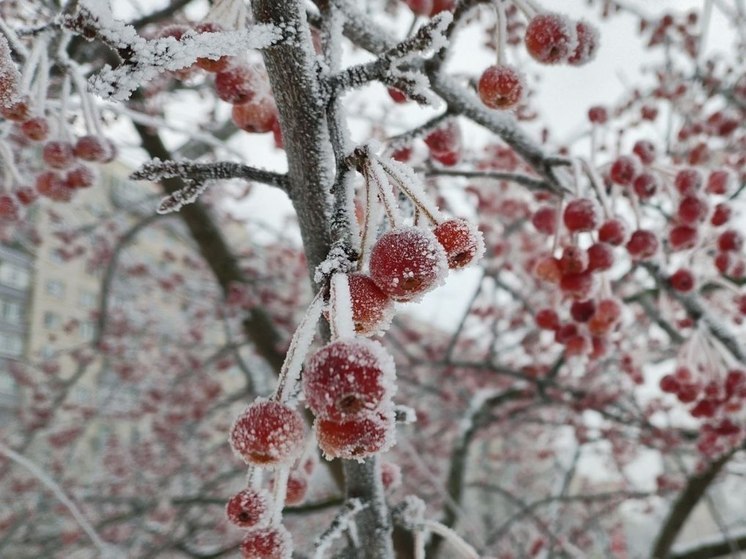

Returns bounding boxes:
[0,35,21,108]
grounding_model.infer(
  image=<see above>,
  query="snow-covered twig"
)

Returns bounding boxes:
[130,160,289,190]
[313,498,368,559]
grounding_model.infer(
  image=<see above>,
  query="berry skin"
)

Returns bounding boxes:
[587,106,608,124]
[626,230,658,259]
[587,298,621,336]
[303,338,395,420]
[660,374,679,394]
[567,20,599,66]
[215,64,260,104]
[563,198,600,232]
[706,170,731,195]
[531,206,557,235]
[369,226,448,302]
[718,230,743,252]
[232,98,278,133]
[315,411,395,460]
[226,488,271,528]
[559,246,588,275]
[598,219,627,246]
[74,135,113,162]
[229,400,305,467]
[632,173,658,199]
[387,88,407,103]
[424,120,461,158]
[668,225,698,251]
[1,97,31,121]
[346,273,393,336]
[194,22,230,72]
[534,256,562,284]
[36,171,72,202]
[524,13,578,64]
[433,218,484,269]
[669,269,695,292]
[477,65,524,109]
[586,242,614,272]
[65,166,96,189]
[570,299,596,323]
[677,196,708,225]
[632,140,656,165]
[609,156,639,185]
[240,526,292,559]
[536,308,560,330]
[20,117,49,141]
[711,203,730,227]
[559,271,594,300]
[674,169,702,196]
[42,141,75,169]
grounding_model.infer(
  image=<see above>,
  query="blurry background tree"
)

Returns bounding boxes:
[0,0,745,558]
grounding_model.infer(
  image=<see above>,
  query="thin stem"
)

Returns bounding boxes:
[421,520,479,559]
[493,0,508,66]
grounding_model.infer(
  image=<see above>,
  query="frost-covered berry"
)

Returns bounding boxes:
[36,171,71,202]
[626,229,658,259]
[567,20,599,66]
[65,166,96,189]
[588,106,608,124]
[632,173,658,199]
[478,65,524,109]
[424,120,461,158]
[405,0,433,16]
[559,271,594,299]
[706,170,731,195]
[369,227,448,302]
[587,298,621,336]
[303,338,395,420]
[536,308,560,330]
[570,299,595,322]
[433,218,484,269]
[669,269,695,292]
[1,97,30,121]
[677,196,708,224]
[20,116,49,141]
[524,13,578,64]
[74,135,114,162]
[226,488,271,528]
[381,461,402,489]
[563,198,600,232]
[194,22,231,72]
[711,203,730,227]
[215,64,260,104]
[316,411,395,460]
[668,225,698,251]
[347,273,394,336]
[0,195,19,221]
[609,156,638,185]
[632,140,656,165]
[718,230,743,252]
[232,98,278,134]
[240,526,292,559]
[43,141,75,169]
[674,169,702,196]
[283,472,308,506]
[531,206,557,235]
[586,242,614,272]
[598,219,627,246]
[229,400,305,466]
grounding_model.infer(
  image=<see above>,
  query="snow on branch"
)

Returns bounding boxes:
[313,498,368,559]
[60,1,282,101]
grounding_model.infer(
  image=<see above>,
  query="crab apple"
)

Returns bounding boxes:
[226,488,271,528]
[0,97,30,121]
[559,271,594,299]
[232,98,278,133]
[74,135,113,162]
[570,299,596,323]
[536,308,560,330]
[42,141,75,169]
[0,195,19,221]
[669,268,695,292]
[20,116,49,141]
[567,20,599,66]
[381,461,402,489]
[240,526,292,559]
[215,64,260,104]
[478,65,524,109]
[369,226,448,302]
[711,203,730,227]
[555,322,578,344]
[632,140,656,165]
[36,171,72,202]
[534,256,562,283]
[677,196,708,224]
[674,168,702,196]
[586,243,614,272]
[429,0,455,15]
[14,186,37,206]
[717,230,743,252]
[65,166,96,189]
[587,106,608,124]
[387,87,407,103]
[229,400,305,466]
[194,22,230,72]
[714,252,731,275]
[563,198,600,232]
[315,411,394,460]
[432,150,460,166]
[346,273,393,336]
[659,374,679,394]
[424,120,461,158]
[559,246,588,275]
[632,173,658,199]
[433,218,484,269]
[587,298,621,336]
[668,225,698,251]
[531,206,557,235]
[706,170,731,195]
[626,229,658,259]
[598,219,627,246]
[405,0,434,16]
[609,156,639,185]
[524,13,578,64]
[564,334,589,356]
[303,338,395,420]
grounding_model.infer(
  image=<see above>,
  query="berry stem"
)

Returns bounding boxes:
[0,18,28,58]
[58,75,72,142]
[581,158,611,218]
[420,520,479,559]
[20,33,45,93]
[0,141,23,187]
[511,0,537,18]
[272,289,324,402]
[414,530,425,559]
[492,0,508,66]
[329,272,355,340]
[365,157,403,228]
[271,466,289,524]
[376,155,443,225]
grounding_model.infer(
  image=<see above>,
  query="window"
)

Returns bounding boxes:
[0,332,23,357]
[0,299,23,325]
[43,311,61,329]
[79,290,97,308]
[45,279,65,298]
[0,261,30,290]
[80,321,96,342]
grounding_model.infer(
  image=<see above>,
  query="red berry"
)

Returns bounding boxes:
[1,97,31,121]
[570,299,596,322]
[536,308,560,330]
[433,218,483,269]
[668,225,698,251]
[229,400,305,466]
[226,488,271,528]
[632,140,656,165]
[381,462,402,489]
[215,64,261,104]
[74,135,113,162]
[232,97,278,133]
[429,0,455,15]
[588,106,608,124]
[674,169,702,196]
[559,271,594,299]
[303,339,395,420]
[632,173,658,199]
[567,20,599,66]
[677,196,708,224]
[20,117,49,141]
[369,227,448,301]
[710,203,730,226]
[424,120,461,157]
[346,273,393,336]
[587,298,621,336]
[194,22,231,72]
[432,150,460,166]
[478,65,524,109]
[706,170,731,195]
[524,13,578,64]
[534,256,562,283]
[718,230,743,252]
[598,219,627,246]
[14,186,37,206]
[531,206,557,235]
[559,245,588,275]
[405,0,434,16]
[240,526,292,559]
[36,171,72,202]
[315,411,395,460]
[563,198,600,232]
[65,166,96,189]
[43,141,75,169]
[669,268,695,292]
[626,229,658,259]
[283,472,308,506]
[659,374,679,393]
[609,156,639,185]
[387,88,407,103]
[586,242,614,272]
[0,195,20,221]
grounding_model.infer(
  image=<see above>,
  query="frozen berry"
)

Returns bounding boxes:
[215,64,260,104]
[626,229,658,259]
[536,308,560,330]
[669,269,695,292]
[674,169,702,196]
[567,20,599,66]
[283,472,308,506]
[232,97,278,133]
[706,170,730,195]
[229,400,305,466]
[718,230,743,252]
[346,273,393,335]
[65,166,96,189]
[20,117,49,141]
[0,195,19,221]
[570,299,596,323]
[677,196,708,224]
[424,121,461,158]
[531,206,557,235]
[710,203,730,227]
[559,271,594,299]
[598,219,627,245]
[559,245,588,275]
[586,242,614,272]
[369,227,448,301]
[226,488,271,528]
[43,141,75,169]
[632,140,656,165]
[36,171,71,202]
[194,22,231,72]
[524,13,578,64]
[1,97,30,121]
[588,106,608,124]
[240,526,292,559]
[668,225,698,251]
[563,198,600,232]
[632,173,658,199]
[534,256,562,283]
[315,411,394,460]
[478,65,524,109]
[381,461,402,489]
[387,87,407,103]
[433,218,484,269]
[587,298,621,336]
[609,156,638,185]
[303,338,395,420]
[74,135,113,162]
